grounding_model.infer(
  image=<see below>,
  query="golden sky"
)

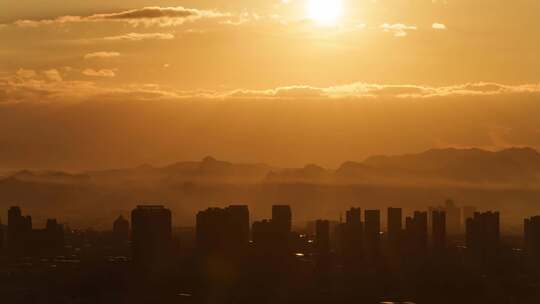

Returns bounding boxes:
[1,1,540,170]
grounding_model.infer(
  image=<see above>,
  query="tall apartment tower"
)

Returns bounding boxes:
[466,211,500,260]
[131,205,172,270]
[364,210,381,259]
[196,205,250,255]
[405,211,428,256]
[315,220,331,255]
[432,210,446,251]
[7,206,32,256]
[387,207,403,252]
[462,206,477,227]
[339,208,363,263]
[524,216,540,260]
[226,205,250,249]
[272,205,292,235]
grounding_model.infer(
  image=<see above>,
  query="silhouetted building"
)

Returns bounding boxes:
[131,205,172,270]
[46,219,64,249]
[113,216,130,242]
[226,205,250,249]
[316,220,330,255]
[339,208,363,262]
[466,211,500,260]
[405,211,428,257]
[31,219,64,256]
[196,205,249,256]
[432,210,446,252]
[364,209,381,259]
[462,206,477,226]
[524,216,540,261]
[252,219,280,255]
[387,207,402,254]
[272,205,292,235]
[0,220,3,251]
[346,208,361,225]
[7,206,32,256]
[272,205,292,251]
[429,200,460,235]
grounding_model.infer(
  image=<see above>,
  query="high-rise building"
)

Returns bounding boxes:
[252,219,287,256]
[113,216,130,242]
[0,219,4,251]
[131,205,172,270]
[226,205,250,249]
[432,210,446,251]
[466,211,500,259]
[346,208,361,225]
[338,208,363,266]
[196,205,250,255]
[364,209,381,259]
[445,200,461,235]
[7,206,32,256]
[405,211,428,256]
[315,220,330,255]
[524,216,540,260]
[387,207,402,252]
[272,205,292,235]
[429,200,461,235]
[462,206,477,226]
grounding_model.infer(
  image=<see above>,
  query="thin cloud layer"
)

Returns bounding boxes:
[13,6,227,27]
[82,68,117,78]
[432,23,447,30]
[103,32,174,41]
[84,52,121,59]
[380,23,417,37]
[2,69,540,104]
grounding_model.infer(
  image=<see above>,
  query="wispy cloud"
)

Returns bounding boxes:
[432,23,447,30]
[14,6,227,28]
[84,52,121,60]
[103,32,174,41]
[82,69,117,78]
[3,68,540,104]
[380,23,418,37]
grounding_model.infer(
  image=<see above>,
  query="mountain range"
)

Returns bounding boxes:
[2,148,540,188]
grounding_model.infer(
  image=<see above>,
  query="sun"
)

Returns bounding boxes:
[307,0,344,25]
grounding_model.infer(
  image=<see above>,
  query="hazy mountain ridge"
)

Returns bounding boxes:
[4,148,540,187]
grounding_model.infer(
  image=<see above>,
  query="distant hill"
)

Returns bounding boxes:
[4,148,540,188]
[269,148,540,187]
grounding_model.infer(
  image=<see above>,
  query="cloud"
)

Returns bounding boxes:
[3,68,540,104]
[103,32,174,41]
[82,69,117,78]
[16,69,37,79]
[380,23,417,37]
[84,52,121,60]
[432,23,447,30]
[14,6,227,28]
[43,69,63,82]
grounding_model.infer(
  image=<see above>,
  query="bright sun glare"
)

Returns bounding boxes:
[307,0,344,25]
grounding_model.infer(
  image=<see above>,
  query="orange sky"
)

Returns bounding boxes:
[1,1,540,170]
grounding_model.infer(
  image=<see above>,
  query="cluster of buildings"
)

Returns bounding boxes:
[2,201,540,270]
[0,207,64,257]
[190,202,504,267]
